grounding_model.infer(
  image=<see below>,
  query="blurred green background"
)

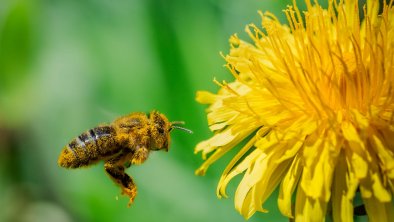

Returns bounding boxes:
[0,0,297,221]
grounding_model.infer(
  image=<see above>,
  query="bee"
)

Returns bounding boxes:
[58,110,192,206]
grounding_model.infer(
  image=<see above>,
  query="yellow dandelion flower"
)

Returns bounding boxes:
[195,0,394,221]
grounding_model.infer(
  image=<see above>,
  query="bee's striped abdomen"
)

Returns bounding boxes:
[58,125,120,168]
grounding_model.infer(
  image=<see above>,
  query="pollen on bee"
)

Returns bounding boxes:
[58,146,90,169]
[58,148,76,168]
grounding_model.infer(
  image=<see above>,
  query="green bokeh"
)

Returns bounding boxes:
[0,0,297,221]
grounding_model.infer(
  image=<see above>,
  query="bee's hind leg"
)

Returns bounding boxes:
[104,151,136,207]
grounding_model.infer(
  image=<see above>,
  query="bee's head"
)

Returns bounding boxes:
[149,111,193,151]
[149,111,171,151]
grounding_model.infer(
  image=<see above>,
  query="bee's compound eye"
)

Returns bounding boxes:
[158,128,164,134]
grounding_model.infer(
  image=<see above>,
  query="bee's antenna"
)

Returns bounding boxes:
[171,125,193,134]
[171,121,185,125]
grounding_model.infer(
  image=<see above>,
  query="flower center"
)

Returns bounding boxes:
[319,52,359,113]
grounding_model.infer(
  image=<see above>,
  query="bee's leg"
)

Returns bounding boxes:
[131,146,149,165]
[104,152,136,207]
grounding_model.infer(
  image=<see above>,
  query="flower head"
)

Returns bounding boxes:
[195,0,394,221]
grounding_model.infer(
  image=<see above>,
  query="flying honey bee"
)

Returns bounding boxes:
[58,110,192,206]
